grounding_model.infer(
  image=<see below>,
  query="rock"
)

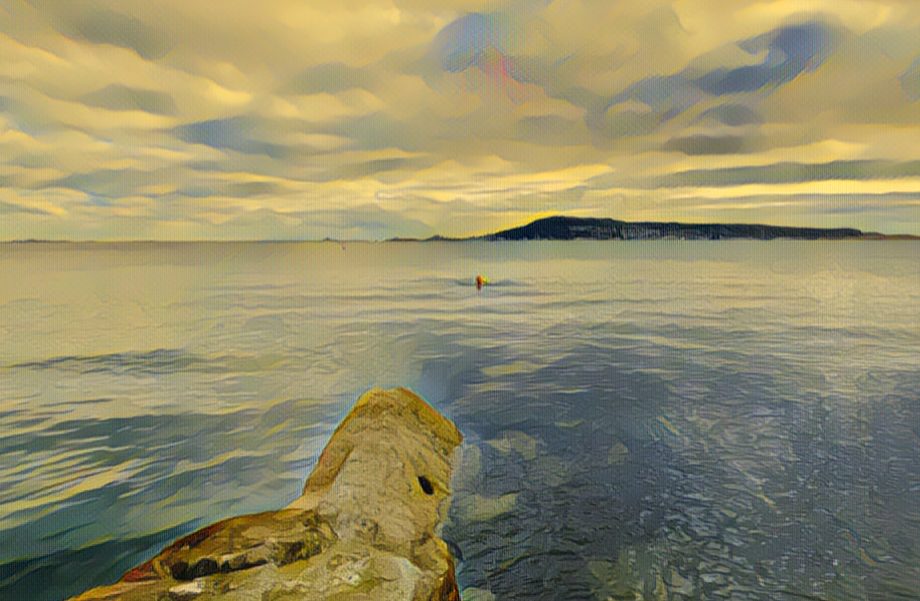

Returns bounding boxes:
[168,581,204,600]
[453,443,482,493]
[456,493,518,523]
[485,430,540,461]
[665,568,694,596]
[528,455,571,487]
[70,387,463,601]
[607,441,629,466]
[460,587,495,601]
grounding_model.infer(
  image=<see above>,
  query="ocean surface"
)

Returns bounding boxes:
[1,241,918,601]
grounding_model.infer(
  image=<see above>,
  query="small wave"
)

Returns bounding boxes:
[8,349,284,376]
[0,522,196,601]
[42,397,115,408]
[9,349,214,375]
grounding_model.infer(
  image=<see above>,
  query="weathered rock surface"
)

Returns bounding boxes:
[70,387,463,601]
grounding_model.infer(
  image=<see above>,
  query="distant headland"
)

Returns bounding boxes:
[392,216,920,242]
[4,217,919,244]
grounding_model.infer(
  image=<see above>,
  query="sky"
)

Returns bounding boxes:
[1,0,920,240]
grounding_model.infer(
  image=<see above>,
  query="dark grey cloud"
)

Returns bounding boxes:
[182,160,237,173]
[902,57,920,101]
[430,12,516,74]
[0,91,63,136]
[695,104,762,126]
[42,168,172,197]
[653,160,920,188]
[176,112,420,162]
[420,14,610,126]
[602,74,700,124]
[7,153,59,170]
[57,8,172,59]
[316,158,415,182]
[590,20,842,139]
[584,159,920,191]
[79,84,177,115]
[661,192,920,216]
[591,109,663,140]
[422,12,570,107]
[322,112,422,152]
[662,135,751,156]
[0,200,51,216]
[695,21,840,95]
[823,199,920,214]
[173,117,292,159]
[174,181,289,199]
[65,161,342,202]
[282,62,375,95]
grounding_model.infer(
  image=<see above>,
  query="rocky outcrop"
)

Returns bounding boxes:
[70,387,463,601]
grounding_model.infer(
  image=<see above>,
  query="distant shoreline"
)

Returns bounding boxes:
[5,239,919,245]
[4,237,919,244]
[5,215,918,244]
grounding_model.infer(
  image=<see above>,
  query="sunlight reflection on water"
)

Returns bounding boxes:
[1,241,918,600]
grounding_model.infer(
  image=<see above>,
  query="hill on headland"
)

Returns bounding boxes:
[479,216,864,240]
[395,216,916,241]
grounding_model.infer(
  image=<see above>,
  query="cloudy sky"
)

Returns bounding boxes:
[2,0,920,240]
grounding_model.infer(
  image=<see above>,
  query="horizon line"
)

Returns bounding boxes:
[3,216,919,243]
[8,236,920,243]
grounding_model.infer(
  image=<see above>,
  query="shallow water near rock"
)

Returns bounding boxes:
[1,241,918,600]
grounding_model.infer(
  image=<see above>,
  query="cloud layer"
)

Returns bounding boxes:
[1,0,920,239]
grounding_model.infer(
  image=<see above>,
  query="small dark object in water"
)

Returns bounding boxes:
[418,475,434,495]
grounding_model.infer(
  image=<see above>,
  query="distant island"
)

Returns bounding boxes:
[392,216,919,242]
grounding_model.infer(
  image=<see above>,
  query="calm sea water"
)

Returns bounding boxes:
[0,241,918,601]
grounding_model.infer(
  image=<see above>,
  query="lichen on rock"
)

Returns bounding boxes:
[70,387,463,601]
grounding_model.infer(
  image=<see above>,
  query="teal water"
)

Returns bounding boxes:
[0,241,918,600]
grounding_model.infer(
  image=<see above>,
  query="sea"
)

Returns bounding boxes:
[0,241,918,601]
